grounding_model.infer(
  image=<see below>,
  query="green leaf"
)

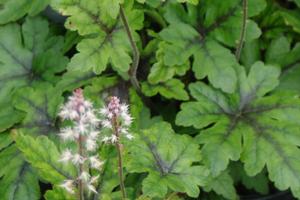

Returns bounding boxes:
[276,64,300,94]
[0,0,49,24]
[204,170,237,200]
[160,0,265,93]
[129,89,162,130]
[126,122,209,198]
[45,186,75,200]
[137,0,199,6]
[230,162,269,195]
[0,134,40,200]
[176,62,300,198]
[148,41,190,84]
[14,132,76,184]
[265,36,300,69]
[160,25,237,93]
[83,76,119,106]
[0,17,67,103]
[0,101,23,132]
[12,83,63,136]
[92,146,120,199]
[141,79,189,100]
[52,0,143,75]
[280,9,300,34]
[55,69,98,92]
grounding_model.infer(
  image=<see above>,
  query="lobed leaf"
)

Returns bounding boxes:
[0,133,40,200]
[52,0,144,75]
[12,83,63,136]
[141,79,189,101]
[126,122,209,198]
[0,17,67,104]
[176,61,300,198]
[14,132,76,184]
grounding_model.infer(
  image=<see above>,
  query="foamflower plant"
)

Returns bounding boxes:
[58,89,133,200]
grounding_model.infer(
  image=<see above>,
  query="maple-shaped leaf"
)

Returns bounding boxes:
[141,78,189,101]
[0,16,68,104]
[12,83,63,136]
[125,121,209,198]
[147,41,190,84]
[176,61,300,198]
[51,0,143,75]
[0,132,40,200]
[14,132,76,184]
[0,0,49,24]
[159,0,265,93]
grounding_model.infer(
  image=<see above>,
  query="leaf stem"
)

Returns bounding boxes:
[235,0,248,61]
[112,115,127,199]
[119,5,141,92]
[78,134,84,200]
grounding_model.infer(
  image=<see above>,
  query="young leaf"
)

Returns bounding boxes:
[52,0,144,75]
[148,41,190,84]
[0,141,40,200]
[14,132,76,184]
[45,186,75,200]
[176,61,300,198]
[13,83,63,136]
[141,79,189,101]
[0,17,67,104]
[125,122,209,198]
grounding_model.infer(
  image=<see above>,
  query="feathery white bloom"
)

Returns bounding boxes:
[85,111,100,126]
[59,127,76,141]
[75,121,88,134]
[83,100,93,108]
[122,113,133,126]
[86,138,97,151]
[101,119,112,129]
[89,156,104,169]
[89,131,99,139]
[102,136,111,143]
[120,103,129,114]
[59,149,73,163]
[87,183,97,193]
[59,180,74,194]
[72,154,85,165]
[90,175,99,184]
[111,135,118,143]
[99,107,109,116]
[79,171,90,182]
[120,127,128,134]
[125,134,134,140]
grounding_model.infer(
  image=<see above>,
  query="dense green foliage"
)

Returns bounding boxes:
[1,0,300,199]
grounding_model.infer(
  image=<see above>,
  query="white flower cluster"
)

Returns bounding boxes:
[100,96,133,143]
[58,89,103,194]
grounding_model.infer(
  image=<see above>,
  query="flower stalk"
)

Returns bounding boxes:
[100,96,133,200]
[58,89,103,198]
